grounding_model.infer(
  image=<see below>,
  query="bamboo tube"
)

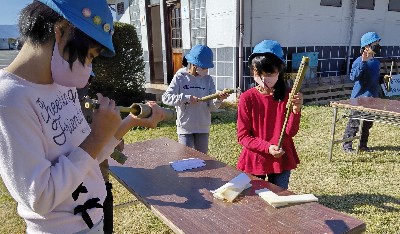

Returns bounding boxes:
[277,56,309,149]
[84,99,176,121]
[387,61,394,92]
[198,88,235,102]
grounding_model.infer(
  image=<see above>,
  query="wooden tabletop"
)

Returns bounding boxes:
[109,137,366,234]
[331,97,400,116]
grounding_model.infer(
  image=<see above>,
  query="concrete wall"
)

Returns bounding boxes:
[244,0,400,47]
[180,0,238,91]
[116,0,400,91]
[206,0,237,48]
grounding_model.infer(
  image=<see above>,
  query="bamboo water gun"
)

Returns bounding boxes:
[277,56,309,148]
[84,99,176,121]
[385,61,394,92]
[198,88,235,102]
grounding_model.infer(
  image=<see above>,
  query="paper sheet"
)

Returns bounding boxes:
[169,158,206,171]
[211,173,251,202]
[255,188,318,208]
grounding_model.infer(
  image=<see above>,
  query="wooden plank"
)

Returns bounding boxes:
[380,60,399,75]
[109,138,366,234]
[301,83,353,93]
[305,90,351,99]
[319,77,332,85]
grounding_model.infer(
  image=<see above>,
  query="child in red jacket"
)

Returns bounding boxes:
[237,40,303,189]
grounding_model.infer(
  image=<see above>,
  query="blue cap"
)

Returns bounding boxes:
[360,32,381,47]
[38,0,115,57]
[185,45,214,68]
[249,40,285,63]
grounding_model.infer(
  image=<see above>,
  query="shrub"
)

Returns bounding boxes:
[90,22,145,107]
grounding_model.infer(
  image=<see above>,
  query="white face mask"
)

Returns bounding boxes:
[51,43,92,88]
[196,67,208,77]
[254,74,279,89]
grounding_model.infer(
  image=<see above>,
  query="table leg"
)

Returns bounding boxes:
[329,107,338,161]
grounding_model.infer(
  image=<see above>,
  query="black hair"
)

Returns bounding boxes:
[251,54,286,101]
[182,55,188,67]
[18,1,102,68]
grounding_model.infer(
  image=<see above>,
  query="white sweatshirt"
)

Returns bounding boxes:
[0,70,119,233]
[162,70,221,134]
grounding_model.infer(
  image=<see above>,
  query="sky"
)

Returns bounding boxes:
[0,0,33,25]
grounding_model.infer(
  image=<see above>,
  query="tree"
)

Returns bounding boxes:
[90,22,145,107]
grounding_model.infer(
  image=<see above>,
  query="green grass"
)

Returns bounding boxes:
[1,105,399,233]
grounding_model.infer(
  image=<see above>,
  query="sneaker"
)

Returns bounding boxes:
[359,146,373,152]
[342,147,355,153]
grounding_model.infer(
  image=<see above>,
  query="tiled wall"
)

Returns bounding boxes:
[148,45,400,91]
[183,47,236,91]
[242,45,400,90]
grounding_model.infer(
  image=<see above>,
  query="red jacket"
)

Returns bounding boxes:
[237,88,301,175]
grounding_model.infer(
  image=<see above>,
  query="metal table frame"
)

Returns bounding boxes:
[329,97,400,160]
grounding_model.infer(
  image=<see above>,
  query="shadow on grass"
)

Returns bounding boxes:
[317,193,400,214]
[333,147,400,163]
[370,145,400,152]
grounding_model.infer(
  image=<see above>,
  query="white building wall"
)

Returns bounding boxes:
[205,0,238,92]
[114,0,131,23]
[352,0,400,46]
[181,0,192,50]
[111,0,149,51]
[245,0,400,48]
[116,0,400,91]
[138,0,149,52]
[108,0,150,83]
[245,0,351,47]
[206,0,237,48]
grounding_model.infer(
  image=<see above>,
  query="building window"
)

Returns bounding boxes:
[356,0,375,10]
[117,2,125,15]
[189,0,206,46]
[171,7,182,49]
[129,0,142,42]
[320,0,342,7]
[389,0,400,11]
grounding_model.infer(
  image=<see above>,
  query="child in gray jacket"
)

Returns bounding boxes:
[162,45,228,154]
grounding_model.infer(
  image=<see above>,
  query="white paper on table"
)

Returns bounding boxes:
[255,188,318,208]
[169,158,206,171]
[210,173,252,202]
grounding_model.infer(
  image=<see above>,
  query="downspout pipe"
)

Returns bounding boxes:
[238,0,244,94]
[346,0,356,75]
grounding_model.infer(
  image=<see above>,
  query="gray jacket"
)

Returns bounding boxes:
[162,70,221,134]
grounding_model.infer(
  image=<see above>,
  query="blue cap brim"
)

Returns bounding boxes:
[39,0,116,57]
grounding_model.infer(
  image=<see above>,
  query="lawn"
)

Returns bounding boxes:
[1,104,399,233]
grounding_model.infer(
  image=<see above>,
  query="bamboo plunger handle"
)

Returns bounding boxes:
[84,100,176,121]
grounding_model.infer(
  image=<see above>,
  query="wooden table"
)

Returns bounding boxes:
[329,97,400,160]
[110,137,366,233]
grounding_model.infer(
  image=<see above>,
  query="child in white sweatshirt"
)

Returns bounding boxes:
[0,1,164,233]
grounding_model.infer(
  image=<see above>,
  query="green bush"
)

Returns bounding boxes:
[90,22,145,107]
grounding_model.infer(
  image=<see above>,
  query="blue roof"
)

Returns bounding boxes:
[0,25,20,39]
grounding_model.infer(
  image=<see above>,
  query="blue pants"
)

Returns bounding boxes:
[178,133,209,154]
[253,170,291,189]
